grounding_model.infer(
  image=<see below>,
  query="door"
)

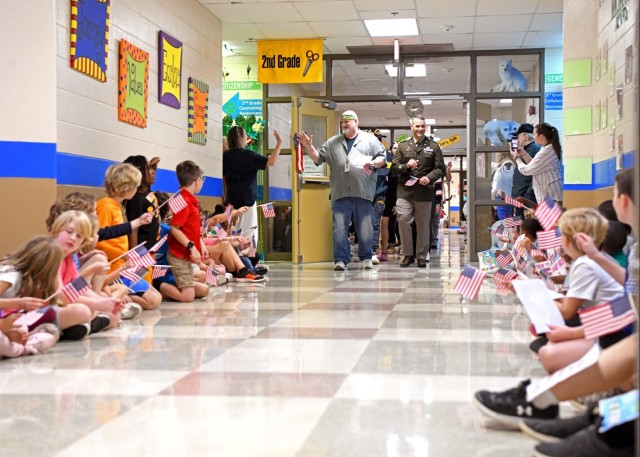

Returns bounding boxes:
[292,97,337,263]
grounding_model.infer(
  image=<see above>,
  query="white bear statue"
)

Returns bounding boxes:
[483,120,520,145]
[491,58,526,92]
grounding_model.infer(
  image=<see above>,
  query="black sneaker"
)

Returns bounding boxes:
[520,403,597,442]
[60,323,90,341]
[255,266,269,276]
[89,315,111,334]
[534,425,635,457]
[474,380,559,428]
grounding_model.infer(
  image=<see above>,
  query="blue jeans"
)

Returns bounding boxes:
[372,198,385,251]
[332,197,374,264]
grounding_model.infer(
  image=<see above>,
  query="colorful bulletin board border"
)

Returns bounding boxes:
[70,0,110,82]
[158,31,182,109]
[188,78,208,145]
[118,40,149,128]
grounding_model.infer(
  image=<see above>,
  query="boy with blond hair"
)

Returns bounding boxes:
[167,161,210,301]
[96,163,161,312]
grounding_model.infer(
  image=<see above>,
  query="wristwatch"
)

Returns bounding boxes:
[186,241,195,250]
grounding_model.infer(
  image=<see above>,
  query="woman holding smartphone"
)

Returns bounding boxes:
[511,122,563,205]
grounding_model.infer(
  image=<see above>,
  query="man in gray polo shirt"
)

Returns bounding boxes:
[296,110,386,270]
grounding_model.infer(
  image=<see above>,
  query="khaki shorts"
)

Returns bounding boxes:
[167,252,195,288]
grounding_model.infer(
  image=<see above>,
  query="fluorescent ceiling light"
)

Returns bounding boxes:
[385,64,426,78]
[425,119,436,125]
[499,99,512,104]
[421,99,432,105]
[364,18,418,37]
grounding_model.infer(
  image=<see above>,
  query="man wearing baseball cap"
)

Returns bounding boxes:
[511,123,540,216]
[296,110,386,271]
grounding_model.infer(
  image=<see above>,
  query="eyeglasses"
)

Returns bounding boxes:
[199,176,206,183]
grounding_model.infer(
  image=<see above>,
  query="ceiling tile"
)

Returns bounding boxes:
[353,0,415,10]
[477,0,537,16]
[243,3,304,22]
[475,15,532,33]
[473,32,526,48]
[205,4,247,23]
[421,34,473,50]
[530,13,563,31]
[322,36,373,53]
[359,10,417,20]
[223,23,265,42]
[523,30,563,48]
[537,0,563,13]
[309,21,368,38]
[254,22,316,38]
[294,1,359,21]
[418,17,476,34]
[417,0,478,17]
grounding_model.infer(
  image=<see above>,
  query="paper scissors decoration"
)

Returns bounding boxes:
[303,50,319,77]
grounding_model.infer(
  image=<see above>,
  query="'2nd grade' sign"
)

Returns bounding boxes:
[258,39,323,84]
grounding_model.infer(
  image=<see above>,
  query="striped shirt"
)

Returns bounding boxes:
[517,144,563,203]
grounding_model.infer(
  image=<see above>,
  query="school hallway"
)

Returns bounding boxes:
[0,231,546,456]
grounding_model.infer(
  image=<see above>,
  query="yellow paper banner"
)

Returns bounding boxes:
[438,134,460,148]
[258,39,323,84]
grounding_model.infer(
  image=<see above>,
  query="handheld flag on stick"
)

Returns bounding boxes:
[493,268,517,290]
[149,235,168,253]
[537,228,563,249]
[127,245,156,268]
[205,267,218,286]
[362,162,374,176]
[167,192,188,215]
[151,265,171,280]
[405,176,418,187]
[212,223,227,240]
[579,295,637,339]
[496,250,514,268]
[454,265,487,300]
[120,266,149,284]
[502,192,525,208]
[59,276,91,303]
[261,203,276,218]
[535,196,563,231]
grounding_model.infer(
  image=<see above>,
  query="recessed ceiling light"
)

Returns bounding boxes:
[364,18,418,37]
[385,64,426,78]
[499,99,512,104]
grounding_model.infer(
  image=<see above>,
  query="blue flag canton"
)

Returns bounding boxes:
[610,295,632,316]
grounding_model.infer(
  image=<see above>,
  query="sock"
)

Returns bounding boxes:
[532,390,559,409]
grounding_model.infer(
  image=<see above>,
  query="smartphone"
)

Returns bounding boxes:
[510,138,519,152]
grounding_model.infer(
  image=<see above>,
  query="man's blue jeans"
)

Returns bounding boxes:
[332,197,374,264]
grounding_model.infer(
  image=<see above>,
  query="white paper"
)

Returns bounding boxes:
[347,149,371,167]
[512,279,565,333]
[547,290,565,300]
[526,343,600,402]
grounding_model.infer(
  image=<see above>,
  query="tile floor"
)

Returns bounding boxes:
[0,231,549,456]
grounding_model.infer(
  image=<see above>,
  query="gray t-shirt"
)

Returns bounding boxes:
[315,131,386,201]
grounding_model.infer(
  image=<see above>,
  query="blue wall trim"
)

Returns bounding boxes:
[269,186,292,201]
[564,152,636,192]
[449,206,460,211]
[0,141,56,179]
[57,152,222,197]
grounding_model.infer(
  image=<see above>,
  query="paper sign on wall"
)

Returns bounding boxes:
[158,31,182,109]
[118,39,149,128]
[188,78,208,145]
[258,39,323,84]
[70,0,110,82]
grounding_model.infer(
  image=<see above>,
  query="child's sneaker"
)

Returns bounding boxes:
[216,274,228,286]
[120,303,143,320]
[255,264,269,276]
[89,314,111,334]
[25,324,60,354]
[233,268,265,283]
[379,252,388,262]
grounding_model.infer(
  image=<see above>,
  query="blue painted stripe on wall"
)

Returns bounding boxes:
[449,206,460,211]
[622,151,636,169]
[269,186,292,201]
[57,152,222,197]
[0,141,56,179]
[564,152,636,191]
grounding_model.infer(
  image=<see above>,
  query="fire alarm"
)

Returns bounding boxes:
[528,105,536,116]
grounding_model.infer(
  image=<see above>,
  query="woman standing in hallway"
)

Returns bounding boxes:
[511,122,563,204]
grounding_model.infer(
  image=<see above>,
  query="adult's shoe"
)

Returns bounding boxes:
[399,256,415,268]
[417,259,427,268]
[371,255,380,265]
[362,259,374,270]
[334,262,347,271]
[533,425,635,457]
[474,379,559,428]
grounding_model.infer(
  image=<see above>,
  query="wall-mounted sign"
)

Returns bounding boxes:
[188,77,208,145]
[545,92,563,111]
[438,134,460,148]
[222,81,262,118]
[70,0,110,82]
[118,39,149,128]
[545,73,563,84]
[158,31,182,109]
[257,39,323,84]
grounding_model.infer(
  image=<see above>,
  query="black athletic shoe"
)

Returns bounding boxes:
[60,323,90,341]
[520,403,597,442]
[534,425,635,457]
[89,315,111,334]
[474,379,559,428]
[530,335,549,354]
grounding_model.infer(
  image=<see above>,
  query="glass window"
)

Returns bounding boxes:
[402,56,470,95]
[476,54,541,93]
[264,204,293,254]
[267,103,292,150]
[475,97,540,147]
[301,114,328,178]
[331,59,398,97]
[473,205,494,253]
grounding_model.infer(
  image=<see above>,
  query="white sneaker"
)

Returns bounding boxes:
[121,303,143,320]
[371,255,380,265]
[362,259,374,269]
[334,262,347,271]
[25,324,60,355]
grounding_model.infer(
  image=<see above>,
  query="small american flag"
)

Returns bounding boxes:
[120,266,149,283]
[14,306,55,328]
[454,265,487,300]
[127,245,156,268]
[149,235,168,253]
[205,267,218,286]
[213,223,227,240]
[513,236,528,258]
[503,215,524,228]
[261,203,276,218]
[493,268,517,290]
[405,176,418,187]
[513,249,528,271]
[535,196,563,230]
[151,265,170,280]
[502,192,525,208]
[362,162,374,176]
[61,276,91,302]
[496,250,514,268]
[168,193,188,214]
[530,248,546,258]
[294,133,305,173]
[492,224,507,237]
[579,295,636,339]
[537,228,563,249]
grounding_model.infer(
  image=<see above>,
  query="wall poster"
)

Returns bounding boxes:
[158,31,183,108]
[118,39,149,128]
[70,0,110,82]
[188,78,209,145]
